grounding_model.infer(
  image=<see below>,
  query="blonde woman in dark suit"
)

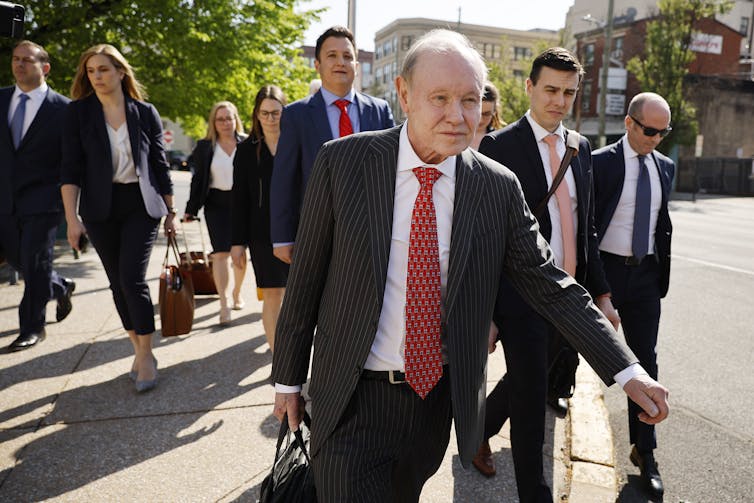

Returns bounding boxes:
[183,102,246,326]
[61,44,175,393]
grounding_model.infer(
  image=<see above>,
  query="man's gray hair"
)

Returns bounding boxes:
[400,29,487,87]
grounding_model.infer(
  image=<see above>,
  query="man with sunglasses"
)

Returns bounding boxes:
[592,92,675,499]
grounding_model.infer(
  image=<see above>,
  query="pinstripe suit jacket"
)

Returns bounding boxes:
[272,125,637,467]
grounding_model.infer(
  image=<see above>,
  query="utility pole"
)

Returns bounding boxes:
[348,0,356,39]
[597,0,615,148]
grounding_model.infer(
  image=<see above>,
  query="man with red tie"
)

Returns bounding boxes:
[270,25,394,265]
[474,47,620,502]
[271,32,669,502]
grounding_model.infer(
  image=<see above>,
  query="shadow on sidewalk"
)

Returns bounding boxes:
[0,331,276,500]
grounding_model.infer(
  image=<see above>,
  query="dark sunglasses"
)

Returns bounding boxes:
[629,115,672,138]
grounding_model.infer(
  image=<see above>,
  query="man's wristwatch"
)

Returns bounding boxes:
[168,207,178,215]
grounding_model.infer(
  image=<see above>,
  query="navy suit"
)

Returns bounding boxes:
[0,85,70,336]
[61,93,172,335]
[593,138,674,452]
[269,89,394,244]
[478,116,609,503]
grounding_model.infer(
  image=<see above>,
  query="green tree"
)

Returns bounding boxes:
[626,0,733,154]
[1,0,321,137]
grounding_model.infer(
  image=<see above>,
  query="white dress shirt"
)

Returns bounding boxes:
[599,135,662,258]
[209,143,236,191]
[107,123,138,184]
[525,111,578,270]
[8,83,48,138]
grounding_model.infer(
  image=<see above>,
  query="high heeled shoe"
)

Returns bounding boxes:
[219,307,232,326]
[232,299,245,310]
[129,357,158,382]
[135,360,158,393]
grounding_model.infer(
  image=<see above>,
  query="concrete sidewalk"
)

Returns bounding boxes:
[0,231,616,502]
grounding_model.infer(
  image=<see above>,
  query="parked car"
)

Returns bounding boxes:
[167,151,189,171]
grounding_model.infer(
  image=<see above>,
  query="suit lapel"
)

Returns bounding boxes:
[566,131,587,229]
[516,118,549,194]
[363,128,399,303]
[445,149,484,319]
[125,97,141,174]
[19,89,51,149]
[308,91,334,145]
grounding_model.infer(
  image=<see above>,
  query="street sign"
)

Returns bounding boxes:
[164,130,174,146]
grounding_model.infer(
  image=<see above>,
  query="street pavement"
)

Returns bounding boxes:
[0,170,616,502]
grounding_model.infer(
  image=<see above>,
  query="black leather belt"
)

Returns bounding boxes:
[601,251,646,266]
[361,369,406,384]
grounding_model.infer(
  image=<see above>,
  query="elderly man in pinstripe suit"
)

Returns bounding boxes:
[272,29,669,502]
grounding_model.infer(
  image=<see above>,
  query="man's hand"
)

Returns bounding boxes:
[66,219,87,251]
[273,391,305,431]
[273,244,294,265]
[230,245,246,269]
[595,295,621,330]
[488,321,499,354]
[623,374,669,425]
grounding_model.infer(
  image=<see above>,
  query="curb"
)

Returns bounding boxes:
[567,356,617,502]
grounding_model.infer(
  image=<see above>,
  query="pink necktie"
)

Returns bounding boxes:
[405,167,443,399]
[543,134,577,276]
[333,99,353,137]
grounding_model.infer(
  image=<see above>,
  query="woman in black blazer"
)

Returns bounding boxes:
[183,101,246,326]
[61,44,175,393]
[230,86,288,352]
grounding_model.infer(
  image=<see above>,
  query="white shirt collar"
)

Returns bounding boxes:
[622,134,645,159]
[525,109,564,143]
[13,82,48,102]
[397,121,456,181]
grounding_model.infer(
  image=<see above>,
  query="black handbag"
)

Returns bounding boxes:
[547,333,580,400]
[259,412,317,503]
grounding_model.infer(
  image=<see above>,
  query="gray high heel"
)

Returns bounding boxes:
[130,357,158,383]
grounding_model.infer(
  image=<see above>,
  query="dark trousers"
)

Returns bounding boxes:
[312,373,452,503]
[85,184,160,335]
[484,313,552,503]
[602,252,661,452]
[0,212,66,335]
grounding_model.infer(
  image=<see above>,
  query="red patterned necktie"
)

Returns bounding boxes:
[405,166,443,399]
[334,99,353,137]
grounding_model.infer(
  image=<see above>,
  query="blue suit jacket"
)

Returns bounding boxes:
[0,86,70,216]
[592,139,674,298]
[269,89,394,243]
[61,94,173,222]
[479,117,610,318]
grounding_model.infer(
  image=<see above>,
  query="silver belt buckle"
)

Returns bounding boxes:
[388,370,405,384]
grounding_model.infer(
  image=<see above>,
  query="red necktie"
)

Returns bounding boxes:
[405,167,443,399]
[543,134,577,276]
[334,99,353,137]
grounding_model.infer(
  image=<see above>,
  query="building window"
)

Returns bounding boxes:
[583,43,595,66]
[361,62,371,76]
[741,17,750,36]
[401,35,413,51]
[513,46,532,61]
[376,45,382,60]
[513,69,525,80]
[581,81,592,113]
[611,36,624,62]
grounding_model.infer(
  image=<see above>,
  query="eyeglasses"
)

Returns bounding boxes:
[259,110,281,119]
[215,116,235,123]
[629,115,672,138]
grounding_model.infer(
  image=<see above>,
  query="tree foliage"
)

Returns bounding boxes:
[1,0,321,137]
[626,0,733,154]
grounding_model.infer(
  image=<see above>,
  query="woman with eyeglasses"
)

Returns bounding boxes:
[230,85,288,353]
[183,101,247,326]
[471,81,506,150]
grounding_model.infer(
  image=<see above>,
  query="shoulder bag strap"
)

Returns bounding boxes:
[533,129,581,219]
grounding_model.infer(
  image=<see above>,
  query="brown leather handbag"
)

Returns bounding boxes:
[159,234,195,337]
[179,218,217,295]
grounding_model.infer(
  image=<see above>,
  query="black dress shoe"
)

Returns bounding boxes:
[547,396,569,415]
[56,279,76,322]
[8,329,46,351]
[630,446,664,498]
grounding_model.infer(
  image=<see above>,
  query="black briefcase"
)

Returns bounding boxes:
[259,412,316,503]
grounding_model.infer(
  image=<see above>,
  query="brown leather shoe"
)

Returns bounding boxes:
[472,439,496,477]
